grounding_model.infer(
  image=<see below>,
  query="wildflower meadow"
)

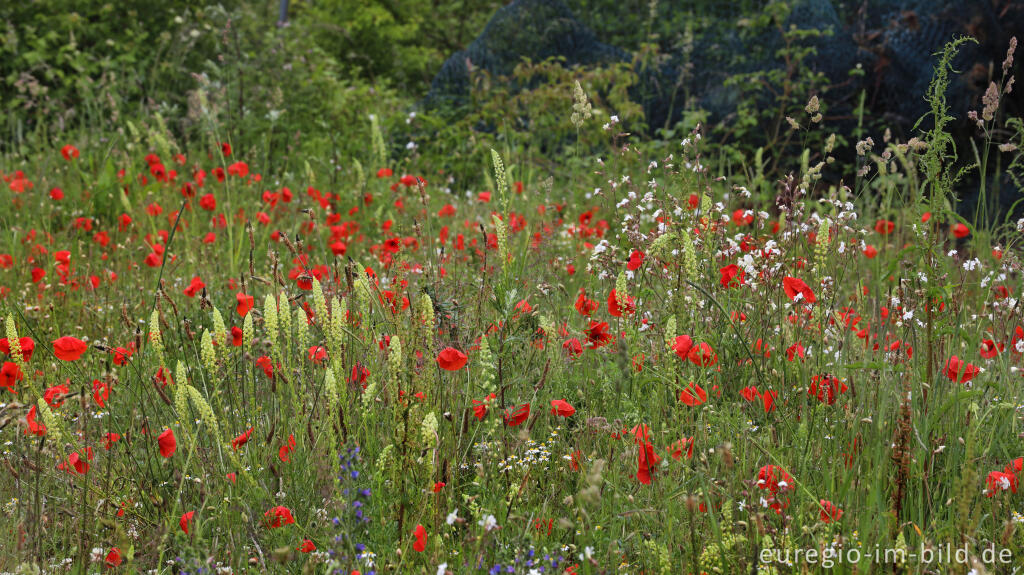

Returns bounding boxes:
[1,2,1024,574]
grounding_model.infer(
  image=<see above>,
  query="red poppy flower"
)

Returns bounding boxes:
[863,245,878,258]
[180,511,195,534]
[24,405,46,436]
[761,389,778,412]
[585,321,614,349]
[719,264,744,288]
[562,338,583,359]
[44,384,70,408]
[298,539,316,553]
[61,145,80,161]
[574,291,598,316]
[436,347,468,371]
[782,276,816,303]
[231,326,244,346]
[104,350,128,380]
[626,250,645,271]
[785,342,805,362]
[749,340,774,361]
[103,432,120,450]
[944,356,980,383]
[53,336,88,361]
[236,292,254,317]
[308,345,327,364]
[678,382,707,406]
[183,276,206,298]
[808,374,847,405]
[607,289,635,317]
[819,500,843,523]
[874,219,895,235]
[636,440,661,485]
[739,386,759,402]
[232,427,254,450]
[732,208,754,226]
[256,355,275,378]
[264,506,295,528]
[980,339,1002,359]
[105,547,122,567]
[756,465,793,493]
[503,403,530,426]
[158,428,177,458]
[951,223,969,238]
[687,342,717,367]
[199,193,216,211]
[59,448,93,475]
[412,524,427,552]
[671,335,694,360]
[472,394,496,420]
[667,437,694,460]
[0,337,35,362]
[227,161,249,178]
[986,470,1014,496]
[279,434,296,462]
[550,399,575,417]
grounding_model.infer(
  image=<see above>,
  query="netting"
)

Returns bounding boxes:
[427,0,1023,131]
[426,0,628,108]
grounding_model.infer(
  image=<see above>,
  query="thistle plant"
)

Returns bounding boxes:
[663,315,677,349]
[354,273,373,344]
[614,270,630,309]
[149,309,165,368]
[36,398,63,448]
[570,80,592,130]
[200,330,216,374]
[330,296,347,352]
[680,229,698,282]
[814,215,831,282]
[264,293,279,351]
[420,411,438,476]
[477,333,496,395]
[312,277,329,327]
[387,335,403,395]
[294,303,309,352]
[413,294,437,395]
[174,361,191,431]
[278,292,292,353]
[212,307,227,348]
[5,315,24,373]
[491,148,509,211]
[492,213,511,270]
[242,312,254,353]
[186,383,222,442]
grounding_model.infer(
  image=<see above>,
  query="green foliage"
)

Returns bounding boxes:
[916,35,977,216]
[410,58,644,187]
[0,23,1023,575]
[296,0,502,89]
[0,1,235,142]
[712,2,834,180]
